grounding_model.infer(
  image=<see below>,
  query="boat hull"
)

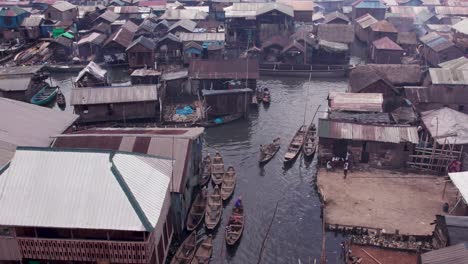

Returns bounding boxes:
[30,86,58,106]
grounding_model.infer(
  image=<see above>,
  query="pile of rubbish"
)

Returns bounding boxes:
[165,104,200,123]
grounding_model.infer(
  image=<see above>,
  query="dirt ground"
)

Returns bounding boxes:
[347,245,418,264]
[317,168,457,236]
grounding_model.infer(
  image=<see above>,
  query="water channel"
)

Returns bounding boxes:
[50,74,348,263]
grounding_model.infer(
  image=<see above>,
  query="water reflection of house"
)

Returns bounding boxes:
[0,65,48,102]
[52,127,205,238]
[0,147,174,264]
[71,85,159,123]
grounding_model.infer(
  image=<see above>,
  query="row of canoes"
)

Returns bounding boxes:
[258,122,317,165]
[199,152,236,200]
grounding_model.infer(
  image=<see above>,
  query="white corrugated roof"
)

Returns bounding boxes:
[70,85,158,105]
[449,171,468,203]
[429,68,468,85]
[0,98,78,168]
[178,32,225,42]
[439,57,468,70]
[329,92,383,112]
[421,107,468,145]
[452,19,468,35]
[224,2,293,18]
[0,148,171,231]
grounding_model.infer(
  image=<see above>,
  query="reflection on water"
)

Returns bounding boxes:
[49,73,348,263]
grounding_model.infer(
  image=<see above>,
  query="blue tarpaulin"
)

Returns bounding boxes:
[214,117,224,124]
[176,106,194,115]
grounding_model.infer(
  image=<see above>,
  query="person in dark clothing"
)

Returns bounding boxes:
[343,161,349,179]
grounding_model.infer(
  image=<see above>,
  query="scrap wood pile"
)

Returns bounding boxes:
[350,233,432,251]
[14,42,52,65]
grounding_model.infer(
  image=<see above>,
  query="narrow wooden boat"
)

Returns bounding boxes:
[259,63,348,77]
[303,123,317,158]
[171,231,197,264]
[284,125,306,163]
[56,89,66,107]
[205,185,222,230]
[259,138,280,164]
[221,166,236,201]
[262,88,271,104]
[211,152,224,185]
[186,189,208,231]
[195,113,243,128]
[225,204,244,246]
[190,235,213,264]
[199,154,212,186]
[30,85,58,106]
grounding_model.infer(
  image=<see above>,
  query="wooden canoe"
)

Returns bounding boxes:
[221,166,236,201]
[186,189,208,231]
[199,154,212,186]
[284,125,306,163]
[303,123,317,158]
[211,152,224,185]
[259,138,280,164]
[225,205,244,246]
[195,113,243,128]
[171,231,197,264]
[190,235,213,264]
[205,185,222,230]
[30,85,58,106]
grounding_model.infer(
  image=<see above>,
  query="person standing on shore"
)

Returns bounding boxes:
[343,161,349,179]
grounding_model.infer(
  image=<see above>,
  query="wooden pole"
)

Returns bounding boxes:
[257,201,280,264]
[361,249,383,264]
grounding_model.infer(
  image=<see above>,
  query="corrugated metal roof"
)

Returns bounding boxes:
[0,98,77,168]
[329,112,391,124]
[21,15,43,27]
[161,70,188,81]
[356,13,378,29]
[96,10,119,23]
[168,19,197,33]
[421,107,468,145]
[52,127,204,193]
[439,57,468,70]
[75,61,107,83]
[51,1,76,11]
[318,118,419,143]
[420,32,455,52]
[189,59,259,79]
[435,6,468,16]
[160,9,208,20]
[452,19,468,35]
[404,86,430,103]
[355,0,386,9]
[0,65,44,76]
[372,37,403,51]
[443,215,468,246]
[0,77,32,92]
[77,32,106,45]
[70,85,158,105]
[178,32,225,42]
[329,92,383,112]
[389,6,432,24]
[256,3,294,17]
[449,172,468,208]
[0,148,171,231]
[370,20,397,33]
[429,68,468,85]
[421,243,468,264]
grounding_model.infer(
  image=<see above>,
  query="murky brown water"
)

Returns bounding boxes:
[50,73,348,263]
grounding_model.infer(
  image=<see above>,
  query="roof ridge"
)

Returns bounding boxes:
[110,157,154,232]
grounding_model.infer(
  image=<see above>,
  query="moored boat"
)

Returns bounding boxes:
[303,123,317,158]
[186,189,208,231]
[195,113,243,128]
[205,185,222,230]
[221,166,236,201]
[199,154,212,186]
[284,125,306,163]
[225,203,244,246]
[190,235,213,264]
[171,231,197,264]
[262,88,271,104]
[259,63,348,77]
[30,85,58,106]
[259,138,280,164]
[211,152,224,185]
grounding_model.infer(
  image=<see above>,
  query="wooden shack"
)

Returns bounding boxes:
[70,85,159,123]
[103,27,134,64]
[75,61,108,88]
[352,0,386,20]
[419,32,464,67]
[354,13,377,43]
[168,19,197,35]
[369,20,398,43]
[45,1,78,22]
[371,37,404,64]
[156,33,183,64]
[317,118,419,169]
[126,36,155,68]
[432,215,468,249]
[131,68,161,85]
[323,11,349,24]
[202,88,252,118]
[77,32,106,62]
[0,66,47,102]
[452,19,468,54]
[397,31,417,55]
[20,15,43,40]
[189,59,258,91]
